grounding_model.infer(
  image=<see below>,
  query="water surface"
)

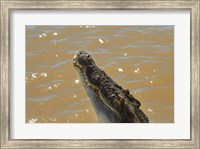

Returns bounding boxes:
[26,26,174,123]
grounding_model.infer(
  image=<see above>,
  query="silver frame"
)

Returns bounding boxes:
[1,1,199,148]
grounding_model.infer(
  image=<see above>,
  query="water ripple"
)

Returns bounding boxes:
[51,59,72,68]
[28,94,57,102]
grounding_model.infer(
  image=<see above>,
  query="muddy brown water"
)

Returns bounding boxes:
[26,26,174,123]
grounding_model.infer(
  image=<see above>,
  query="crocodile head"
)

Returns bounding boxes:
[73,50,149,123]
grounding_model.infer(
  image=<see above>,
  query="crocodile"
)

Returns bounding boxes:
[73,50,149,123]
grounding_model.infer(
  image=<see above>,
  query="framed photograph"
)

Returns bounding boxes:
[1,0,199,148]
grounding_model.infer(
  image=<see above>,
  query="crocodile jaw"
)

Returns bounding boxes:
[73,63,99,109]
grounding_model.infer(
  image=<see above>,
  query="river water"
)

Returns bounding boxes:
[26,26,174,123]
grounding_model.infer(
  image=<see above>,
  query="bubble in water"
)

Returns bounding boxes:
[39,35,42,38]
[124,53,127,56]
[48,86,52,89]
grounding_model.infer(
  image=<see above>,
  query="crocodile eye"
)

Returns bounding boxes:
[79,51,83,55]
[110,94,117,99]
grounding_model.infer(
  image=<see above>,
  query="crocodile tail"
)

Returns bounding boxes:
[135,108,149,123]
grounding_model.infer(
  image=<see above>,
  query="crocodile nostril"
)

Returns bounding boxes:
[86,54,90,58]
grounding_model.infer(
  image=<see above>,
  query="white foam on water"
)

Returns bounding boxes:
[134,68,140,73]
[98,38,104,44]
[41,72,47,77]
[147,109,155,114]
[118,68,123,72]
[53,32,58,36]
[75,79,79,84]
[28,118,38,124]
[31,73,37,78]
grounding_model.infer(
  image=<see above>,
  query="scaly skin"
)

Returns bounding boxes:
[73,50,149,123]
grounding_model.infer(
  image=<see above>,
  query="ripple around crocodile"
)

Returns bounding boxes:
[73,50,149,123]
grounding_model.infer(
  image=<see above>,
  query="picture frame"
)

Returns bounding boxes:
[1,0,199,148]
